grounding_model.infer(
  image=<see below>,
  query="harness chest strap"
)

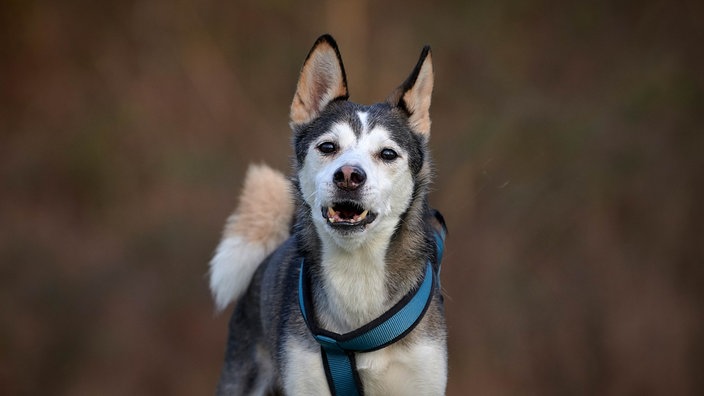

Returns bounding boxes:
[298,259,437,396]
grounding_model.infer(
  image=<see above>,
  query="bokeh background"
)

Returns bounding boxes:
[1,0,702,394]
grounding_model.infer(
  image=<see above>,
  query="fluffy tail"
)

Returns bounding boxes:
[209,164,293,312]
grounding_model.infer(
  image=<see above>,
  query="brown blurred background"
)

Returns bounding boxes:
[1,0,702,394]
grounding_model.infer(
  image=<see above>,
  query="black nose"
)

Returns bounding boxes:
[333,165,366,191]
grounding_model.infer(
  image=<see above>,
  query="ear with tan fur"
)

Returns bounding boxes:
[290,34,349,126]
[387,46,434,137]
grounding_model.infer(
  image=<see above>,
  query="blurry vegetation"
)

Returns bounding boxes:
[0,0,702,395]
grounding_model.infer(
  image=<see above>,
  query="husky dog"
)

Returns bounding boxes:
[209,34,448,396]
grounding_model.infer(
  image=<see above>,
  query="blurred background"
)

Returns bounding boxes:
[1,0,702,394]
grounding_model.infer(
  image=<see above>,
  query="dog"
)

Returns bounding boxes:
[209,34,448,396]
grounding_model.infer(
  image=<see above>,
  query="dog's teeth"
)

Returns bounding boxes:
[359,210,368,220]
[327,207,336,219]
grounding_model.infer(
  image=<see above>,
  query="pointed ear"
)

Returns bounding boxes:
[387,46,434,137]
[290,35,349,126]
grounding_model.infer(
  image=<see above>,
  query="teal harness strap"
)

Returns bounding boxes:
[297,228,446,396]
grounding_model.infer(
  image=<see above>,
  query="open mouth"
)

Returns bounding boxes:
[321,202,377,228]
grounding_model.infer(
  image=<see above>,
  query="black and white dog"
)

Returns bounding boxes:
[209,34,448,396]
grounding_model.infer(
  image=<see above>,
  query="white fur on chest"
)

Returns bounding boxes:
[283,337,447,396]
[357,340,447,396]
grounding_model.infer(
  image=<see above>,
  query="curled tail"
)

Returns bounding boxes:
[209,164,294,312]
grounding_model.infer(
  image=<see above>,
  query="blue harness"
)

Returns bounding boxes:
[297,227,446,396]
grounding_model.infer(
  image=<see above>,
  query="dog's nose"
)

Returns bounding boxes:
[333,165,366,191]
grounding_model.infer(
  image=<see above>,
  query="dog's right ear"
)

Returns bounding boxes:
[290,34,349,126]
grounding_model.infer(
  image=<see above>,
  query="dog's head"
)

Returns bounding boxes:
[290,35,434,250]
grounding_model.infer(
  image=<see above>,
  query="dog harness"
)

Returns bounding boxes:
[297,227,446,396]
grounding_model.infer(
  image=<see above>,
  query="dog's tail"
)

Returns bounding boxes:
[209,164,294,312]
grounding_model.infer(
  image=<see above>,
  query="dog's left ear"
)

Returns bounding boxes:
[388,46,434,137]
[290,34,349,126]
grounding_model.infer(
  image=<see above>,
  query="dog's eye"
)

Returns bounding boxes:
[380,148,398,161]
[317,142,337,155]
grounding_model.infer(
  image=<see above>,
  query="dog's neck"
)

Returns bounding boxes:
[301,199,430,334]
[315,221,395,332]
